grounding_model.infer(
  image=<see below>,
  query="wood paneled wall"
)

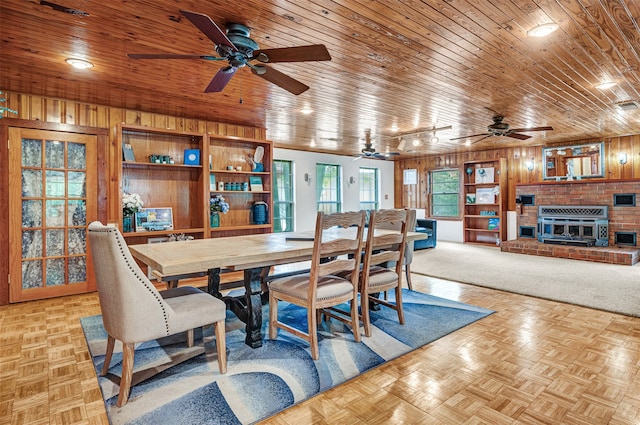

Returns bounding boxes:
[0,91,267,306]
[394,134,640,214]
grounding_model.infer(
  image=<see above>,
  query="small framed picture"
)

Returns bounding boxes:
[466,193,476,204]
[135,207,174,232]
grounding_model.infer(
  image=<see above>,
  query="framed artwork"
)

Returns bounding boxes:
[475,167,494,183]
[135,207,174,232]
[403,169,417,185]
[476,188,495,204]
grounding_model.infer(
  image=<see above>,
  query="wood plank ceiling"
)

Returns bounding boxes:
[1,0,640,158]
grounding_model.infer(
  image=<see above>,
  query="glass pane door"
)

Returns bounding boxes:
[9,128,97,302]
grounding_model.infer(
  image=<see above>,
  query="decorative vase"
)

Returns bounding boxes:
[123,214,133,233]
[210,212,220,228]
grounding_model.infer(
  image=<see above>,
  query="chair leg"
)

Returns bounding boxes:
[361,292,372,337]
[395,285,405,325]
[350,298,362,342]
[117,342,135,407]
[101,335,115,376]
[269,291,278,339]
[309,308,319,360]
[214,320,227,374]
[405,264,413,290]
[186,329,194,347]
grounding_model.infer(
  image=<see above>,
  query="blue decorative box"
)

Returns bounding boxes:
[184,149,200,165]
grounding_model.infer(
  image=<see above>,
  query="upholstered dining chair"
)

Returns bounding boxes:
[376,208,416,290]
[87,221,227,407]
[268,211,366,359]
[359,209,409,337]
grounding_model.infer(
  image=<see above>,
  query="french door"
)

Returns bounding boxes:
[9,128,98,302]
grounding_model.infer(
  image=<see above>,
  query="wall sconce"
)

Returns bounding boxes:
[525,159,535,171]
[618,152,628,165]
[349,176,356,185]
[304,173,312,184]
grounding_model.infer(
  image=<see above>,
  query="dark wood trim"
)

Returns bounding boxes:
[0,119,109,306]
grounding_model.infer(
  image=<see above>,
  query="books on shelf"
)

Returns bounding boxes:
[249,176,263,192]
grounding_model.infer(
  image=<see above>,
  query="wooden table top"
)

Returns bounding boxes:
[129,229,427,277]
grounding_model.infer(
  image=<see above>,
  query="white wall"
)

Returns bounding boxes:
[274,148,396,232]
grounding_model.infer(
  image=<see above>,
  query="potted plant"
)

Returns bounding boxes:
[122,192,143,232]
[209,195,229,228]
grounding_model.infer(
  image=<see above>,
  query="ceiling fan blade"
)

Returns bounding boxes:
[509,126,554,132]
[506,132,532,140]
[253,66,309,95]
[352,155,363,161]
[253,45,331,63]
[204,67,237,92]
[471,135,493,144]
[128,54,222,60]
[449,133,490,141]
[180,10,237,51]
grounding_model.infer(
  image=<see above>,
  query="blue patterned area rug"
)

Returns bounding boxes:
[81,289,493,424]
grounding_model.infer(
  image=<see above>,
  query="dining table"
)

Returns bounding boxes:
[129,228,427,348]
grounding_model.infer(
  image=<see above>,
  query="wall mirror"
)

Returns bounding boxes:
[542,142,604,180]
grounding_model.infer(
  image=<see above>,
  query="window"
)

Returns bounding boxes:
[430,169,460,217]
[359,167,378,211]
[272,160,294,232]
[316,163,341,213]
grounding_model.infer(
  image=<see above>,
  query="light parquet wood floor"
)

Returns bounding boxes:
[1,275,639,424]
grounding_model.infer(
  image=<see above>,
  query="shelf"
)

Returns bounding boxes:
[122,227,205,238]
[463,158,507,246]
[210,190,270,194]
[464,215,501,219]
[123,161,203,169]
[211,170,270,175]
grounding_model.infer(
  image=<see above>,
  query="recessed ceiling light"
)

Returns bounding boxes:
[527,23,559,37]
[65,58,93,69]
[390,124,398,132]
[300,107,313,115]
[595,81,617,90]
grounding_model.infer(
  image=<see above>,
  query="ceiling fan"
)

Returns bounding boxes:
[450,115,553,143]
[128,10,331,95]
[354,129,400,160]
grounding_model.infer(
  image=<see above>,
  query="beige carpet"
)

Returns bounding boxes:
[411,241,640,317]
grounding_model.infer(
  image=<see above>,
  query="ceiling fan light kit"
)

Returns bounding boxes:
[450,115,553,143]
[128,10,331,95]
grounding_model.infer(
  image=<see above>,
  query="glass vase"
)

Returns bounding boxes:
[123,214,133,233]
[210,212,220,228]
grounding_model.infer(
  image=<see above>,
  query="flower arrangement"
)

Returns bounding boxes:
[210,194,230,214]
[122,192,144,216]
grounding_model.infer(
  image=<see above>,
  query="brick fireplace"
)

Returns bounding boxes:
[503,180,640,265]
